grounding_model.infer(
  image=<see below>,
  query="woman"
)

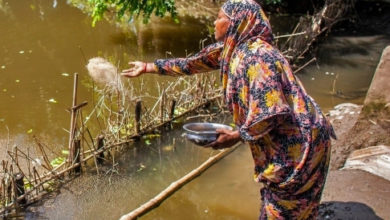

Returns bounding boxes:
[122,0,335,219]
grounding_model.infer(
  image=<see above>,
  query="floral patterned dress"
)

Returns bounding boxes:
[154,0,335,219]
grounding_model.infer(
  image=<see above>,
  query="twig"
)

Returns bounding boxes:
[275,31,306,39]
[33,136,52,170]
[293,57,317,74]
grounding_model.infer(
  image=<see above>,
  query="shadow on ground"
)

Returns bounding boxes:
[318,201,382,220]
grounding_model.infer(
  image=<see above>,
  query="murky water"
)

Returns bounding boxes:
[1,0,389,219]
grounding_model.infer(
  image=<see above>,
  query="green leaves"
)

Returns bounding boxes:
[89,0,178,26]
[264,0,283,5]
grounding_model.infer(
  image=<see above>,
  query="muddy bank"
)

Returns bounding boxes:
[329,46,390,170]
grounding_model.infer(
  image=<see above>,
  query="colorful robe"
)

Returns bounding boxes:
[154,0,335,219]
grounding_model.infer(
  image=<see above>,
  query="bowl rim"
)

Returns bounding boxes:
[183,122,233,135]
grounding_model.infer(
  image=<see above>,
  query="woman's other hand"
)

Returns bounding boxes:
[206,129,241,150]
[121,61,156,78]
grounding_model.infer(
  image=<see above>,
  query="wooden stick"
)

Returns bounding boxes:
[169,99,176,120]
[14,173,26,205]
[32,136,52,170]
[68,73,78,165]
[96,135,105,165]
[293,57,317,74]
[73,140,81,174]
[135,99,142,135]
[119,145,239,220]
[160,90,165,124]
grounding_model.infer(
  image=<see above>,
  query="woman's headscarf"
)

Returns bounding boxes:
[220,0,274,91]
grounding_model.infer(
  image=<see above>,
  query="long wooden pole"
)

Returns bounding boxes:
[119,144,239,220]
[68,73,78,165]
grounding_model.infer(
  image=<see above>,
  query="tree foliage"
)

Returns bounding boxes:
[87,0,291,27]
[88,0,178,26]
[263,0,283,4]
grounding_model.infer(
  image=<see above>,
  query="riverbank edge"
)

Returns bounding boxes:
[320,45,390,219]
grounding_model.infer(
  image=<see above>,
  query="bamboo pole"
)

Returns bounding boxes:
[135,99,142,135]
[73,140,81,174]
[160,90,165,124]
[169,99,176,120]
[119,144,239,220]
[68,73,78,166]
[97,135,105,164]
[14,173,26,205]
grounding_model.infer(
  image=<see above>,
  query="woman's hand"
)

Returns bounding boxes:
[206,129,241,150]
[121,61,155,78]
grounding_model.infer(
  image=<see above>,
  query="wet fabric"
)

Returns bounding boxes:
[154,0,335,219]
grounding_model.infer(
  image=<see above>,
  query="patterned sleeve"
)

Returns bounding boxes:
[154,42,223,76]
[239,61,292,142]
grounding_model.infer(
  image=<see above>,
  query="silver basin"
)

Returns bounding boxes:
[183,122,233,146]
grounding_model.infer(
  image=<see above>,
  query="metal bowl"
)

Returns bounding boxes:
[183,122,233,146]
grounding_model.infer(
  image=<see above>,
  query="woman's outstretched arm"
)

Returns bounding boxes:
[121,42,223,78]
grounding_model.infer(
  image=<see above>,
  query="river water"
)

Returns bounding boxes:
[1,0,389,219]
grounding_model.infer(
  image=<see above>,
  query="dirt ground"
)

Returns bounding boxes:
[319,103,390,219]
[328,103,390,170]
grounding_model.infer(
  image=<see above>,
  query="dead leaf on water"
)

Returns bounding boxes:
[48,98,58,104]
[162,145,174,152]
[27,129,33,134]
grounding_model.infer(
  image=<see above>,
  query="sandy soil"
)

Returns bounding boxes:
[320,103,390,220]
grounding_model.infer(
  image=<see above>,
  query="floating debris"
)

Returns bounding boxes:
[143,134,161,139]
[137,163,146,172]
[19,50,25,54]
[27,129,33,134]
[50,156,65,168]
[15,79,20,83]
[48,98,58,103]
[162,145,174,152]
[61,73,70,77]
[1,65,5,69]
[2,88,7,92]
